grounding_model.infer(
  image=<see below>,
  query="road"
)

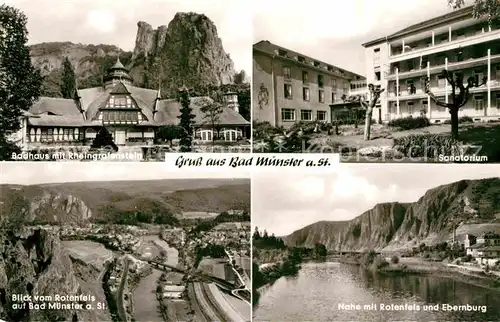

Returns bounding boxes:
[193,282,223,321]
[116,258,129,322]
[225,250,251,305]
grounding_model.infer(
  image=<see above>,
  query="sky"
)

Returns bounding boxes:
[253,0,472,76]
[252,164,500,237]
[0,162,248,185]
[5,0,252,74]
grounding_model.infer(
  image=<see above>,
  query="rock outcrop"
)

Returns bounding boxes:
[284,178,500,252]
[0,228,96,321]
[29,12,236,98]
[132,21,168,59]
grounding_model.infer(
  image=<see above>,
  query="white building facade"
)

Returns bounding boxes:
[362,6,500,123]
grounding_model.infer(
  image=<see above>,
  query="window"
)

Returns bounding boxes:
[394,85,401,95]
[496,65,500,80]
[302,71,309,83]
[284,83,292,99]
[331,92,336,103]
[343,81,349,93]
[223,129,239,141]
[496,93,500,108]
[438,75,446,88]
[317,110,327,121]
[301,109,313,121]
[375,71,381,81]
[200,130,213,141]
[318,75,324,88]
[298,56,305,63]
[407,102,415,114]
[313,61,320,67]
[303,87,310,101]
[283,66,291,79]
[331,77,337,89]
[319,90,325,103]
[422,100,428,112]
[327,65,334,72]
[473,95,484,110]
[420,56,429,68]
[407,79,416,94]
[374,48,380,65]
[473,69,484,85]
[281,108,295,121]
[278,49,287,56]
[407,60,415,71]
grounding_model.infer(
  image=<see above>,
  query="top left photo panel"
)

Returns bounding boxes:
[1,0,252,162]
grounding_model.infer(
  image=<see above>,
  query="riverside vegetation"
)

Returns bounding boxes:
[251,228,327,305]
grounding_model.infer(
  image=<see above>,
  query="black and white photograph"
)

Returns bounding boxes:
[252,0,500,163]
[252,164,500,321]
[0,163,251,322]
[0,0,251,162]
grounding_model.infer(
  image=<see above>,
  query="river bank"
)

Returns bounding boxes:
[338,255,500,292]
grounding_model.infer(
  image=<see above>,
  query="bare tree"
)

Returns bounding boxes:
[423,70,486,139]
[448,0,500,25]
[342,84,385,141]
[200,99,223,145]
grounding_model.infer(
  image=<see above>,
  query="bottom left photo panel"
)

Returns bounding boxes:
[0,163,251,322]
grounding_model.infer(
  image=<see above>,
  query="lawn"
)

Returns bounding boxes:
[306,122,500,162]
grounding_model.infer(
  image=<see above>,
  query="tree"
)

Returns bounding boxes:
[156,124,182,147]
[177,87,195,152]
[342,84,384,140]
[448,0,499,25]
[237,84,251,121]
[253,227,261,240]
[200,99,223,145]
[314,243,327,258]
[0,4,43,160]
[60,57,76,99]
[423,70,486,139]
[91,127,118,151]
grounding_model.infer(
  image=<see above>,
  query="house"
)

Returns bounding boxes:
[17,57,250,150]
[253,40,366,128]
[465,232,500,266]
[362,6,500,123]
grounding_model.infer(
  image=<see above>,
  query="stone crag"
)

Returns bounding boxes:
[0,229,97,321]
[284,178,500,252]
[30,12,236,98]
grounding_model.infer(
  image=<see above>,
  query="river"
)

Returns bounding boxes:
[254,261,500,321]
[133,235,179,321]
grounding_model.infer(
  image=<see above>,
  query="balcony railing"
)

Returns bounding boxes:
[389,28,500,62]
[386,53,500,80]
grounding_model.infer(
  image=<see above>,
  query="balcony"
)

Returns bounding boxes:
[389,28,500,63]
[387,79,500,101]
[386,53,500,80]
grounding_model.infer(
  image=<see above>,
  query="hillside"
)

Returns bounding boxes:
[30,12,236,98]
[284,178,500,252]
[0,179,250,226]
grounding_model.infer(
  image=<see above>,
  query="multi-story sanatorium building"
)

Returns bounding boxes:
[253,40,366,128]
[14,58,249,150]
[362,6,500,123]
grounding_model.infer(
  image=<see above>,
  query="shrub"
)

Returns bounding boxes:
[388,116,430,130]
[253,121,283,140]
[391,255,400,264]
[458,116,474,123]
[373,255,389,269]
[393,134,462,158]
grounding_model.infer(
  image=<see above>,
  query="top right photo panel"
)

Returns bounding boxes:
[252,0,500,163]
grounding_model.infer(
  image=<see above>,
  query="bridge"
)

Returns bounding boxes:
[141,257,237,291]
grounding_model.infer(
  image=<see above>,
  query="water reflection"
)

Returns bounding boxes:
[254,262,500,322]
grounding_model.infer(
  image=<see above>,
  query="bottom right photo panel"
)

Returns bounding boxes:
[252,164,500,322]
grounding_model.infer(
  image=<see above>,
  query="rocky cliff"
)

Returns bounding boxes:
[0,180,250,226]
[0,228,96,321]
[284,178,500,252]
[29,12,235,98]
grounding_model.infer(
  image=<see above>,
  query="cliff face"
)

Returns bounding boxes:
[0,228,96,321]
[0,180,250,225]
[30,12,235,98]
[284,178,500,252]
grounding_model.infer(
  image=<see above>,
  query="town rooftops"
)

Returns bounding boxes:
[253,40,365,80]
[362,6,474,47]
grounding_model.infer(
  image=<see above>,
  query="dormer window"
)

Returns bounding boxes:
[278,49,287,56]
[327,65,334,72]
[298,56,305,63]
[313,61,320,67]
